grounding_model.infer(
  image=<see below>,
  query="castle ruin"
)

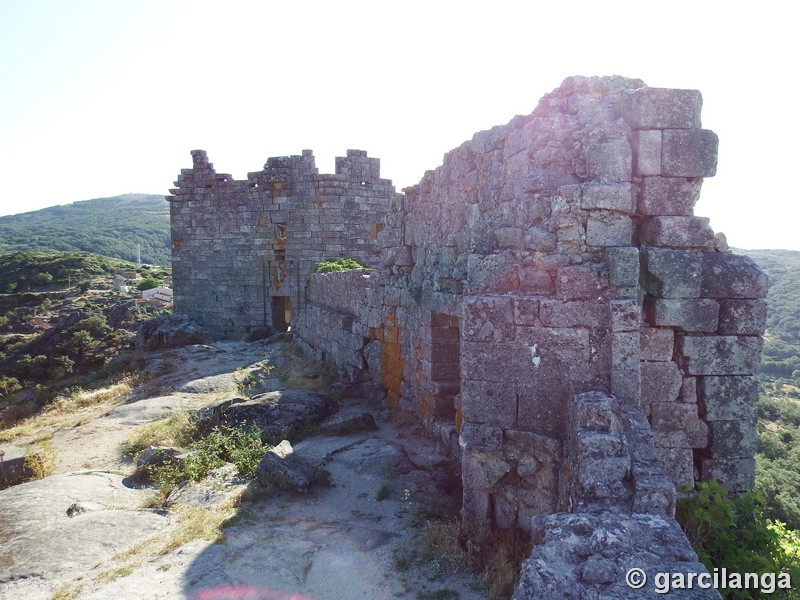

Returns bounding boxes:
[169,76,765,597]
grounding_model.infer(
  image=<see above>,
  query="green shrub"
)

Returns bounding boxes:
[0,376,22,397]
[136,277,161,291]
[314,257,364,273]
[676,479,800,598]
[70,315,112,339]
[144,425,268,491]
[31,272,53,287]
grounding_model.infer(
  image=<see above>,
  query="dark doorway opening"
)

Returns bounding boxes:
[272,296,292,332]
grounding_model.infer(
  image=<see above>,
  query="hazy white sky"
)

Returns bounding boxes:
[0,0,796,249]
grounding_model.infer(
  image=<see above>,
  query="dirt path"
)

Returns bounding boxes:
[0,341,485,600]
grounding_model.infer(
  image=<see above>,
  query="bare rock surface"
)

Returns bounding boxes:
[0,340,483,600]
[0,472,167,586]
[197,390,338,444]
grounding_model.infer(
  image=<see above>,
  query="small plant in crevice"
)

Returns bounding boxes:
[376,482,390,501]
[234,362,275,397]
[469,527,532,600]
[393,517,473,586]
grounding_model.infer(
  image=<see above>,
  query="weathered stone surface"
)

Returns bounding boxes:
[642,248,703,298]
[638,176,702,216]
[318,410,378,435]
[580,183,634,212]
[647,298,719,332]
[586,140,632,182]
[661,129,719,177]
[513,511,719,600]
[641,361,682,406]
[642,216,715,248]
[555,264,606,300]
[586,211,633,247]
[256,440,319,492]
[135,314,208,350]
[0,473,165,582]
[539,299,607,328]
[466,253,518,293]
[611,332,640,405]
[718,299,767,335]
[650,402,708,448]
[513,297,539,326]
[679,335,762,375]
[699,375,759,421]
[623,87,703,130]
[634,130,662,175]
[610,299,640,332]
[461,378,517,426]
[606,246,639,288]
[640,327,674,361]
[656,446,695,490]
[701,253,768,298]
[196,391,338,444]
[700,456,755,492]
[707,419,756,459]
[459,423,503,452]
[463,295,514,342]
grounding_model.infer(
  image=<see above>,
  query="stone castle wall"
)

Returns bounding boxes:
[168,149,394,338]
[294,76,765,539]
[170,76,765,596]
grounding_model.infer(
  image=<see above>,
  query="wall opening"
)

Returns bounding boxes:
[272,296,292,332]
[430,312,461,422]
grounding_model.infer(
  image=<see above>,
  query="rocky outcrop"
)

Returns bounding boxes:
[134,313,208,350]
[196,390,338,444]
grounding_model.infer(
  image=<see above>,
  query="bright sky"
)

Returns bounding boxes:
[0,0,796,250]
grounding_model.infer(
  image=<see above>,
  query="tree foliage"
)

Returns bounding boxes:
[676,479,800,598]
[0,194,170,265]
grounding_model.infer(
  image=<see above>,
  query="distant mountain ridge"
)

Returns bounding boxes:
[0,194,170,265]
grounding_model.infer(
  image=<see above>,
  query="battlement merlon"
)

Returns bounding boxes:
[167,148,392,200]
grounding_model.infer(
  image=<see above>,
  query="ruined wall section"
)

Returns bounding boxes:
[169,150,271,337]
[168,149,394,338]
[294,77,765,537]
[627,89,768,492]
[370,77,654,534]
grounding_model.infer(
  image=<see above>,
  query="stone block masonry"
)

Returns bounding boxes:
[168,149,394,338]
[170,76,763,596]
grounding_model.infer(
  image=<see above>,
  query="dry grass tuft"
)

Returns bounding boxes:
[158,504,236,555]
[0,374,141,444]
[472,527,532,600]
[122,409,198,457]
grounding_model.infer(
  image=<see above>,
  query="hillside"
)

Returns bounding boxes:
[733,249,800,532]
[0,251,172,424]
[0,194,171,265]
[744,249,800,375]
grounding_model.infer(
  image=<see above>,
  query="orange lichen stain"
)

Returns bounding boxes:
[376,310,404,410]
[419,391,431,423]
[172,239,182,251]
[455,408,463,433]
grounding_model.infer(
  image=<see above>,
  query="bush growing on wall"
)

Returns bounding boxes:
[314,258,364,273]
